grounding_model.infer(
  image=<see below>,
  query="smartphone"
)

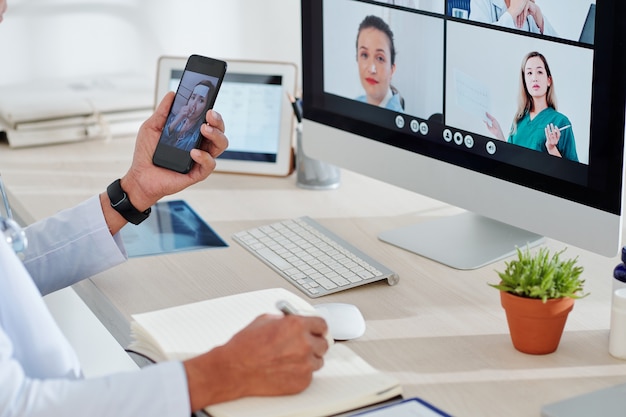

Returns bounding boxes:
[153,54,227,173]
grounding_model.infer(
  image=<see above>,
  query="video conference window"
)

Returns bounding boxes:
[446,21,592,164]
[449,0,596,45]
[322,0,596,172]
[324,2,444,122]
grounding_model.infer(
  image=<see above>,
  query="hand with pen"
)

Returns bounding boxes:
[183,310,329,412]
[544,122,567,158]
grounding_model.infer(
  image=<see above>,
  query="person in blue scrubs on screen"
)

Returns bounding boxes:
[355,15,404,112]
[484,51,578,162]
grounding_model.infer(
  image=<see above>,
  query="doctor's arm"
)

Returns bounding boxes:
[0,327,192,417]
[23,93,227,295]
[183,313,329,411]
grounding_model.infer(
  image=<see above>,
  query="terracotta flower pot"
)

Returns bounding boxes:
[500,291,574,355]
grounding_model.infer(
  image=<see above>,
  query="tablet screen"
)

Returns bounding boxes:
[215,73,283,163]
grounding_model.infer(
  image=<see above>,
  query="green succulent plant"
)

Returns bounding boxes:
[489,246,588,303]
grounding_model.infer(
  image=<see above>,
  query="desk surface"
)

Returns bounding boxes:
[2,136,626,417]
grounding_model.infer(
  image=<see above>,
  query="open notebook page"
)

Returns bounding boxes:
[129,288,323,361]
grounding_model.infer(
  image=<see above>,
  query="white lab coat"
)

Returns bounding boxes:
[0,196,190,417]
[470,0,558,36]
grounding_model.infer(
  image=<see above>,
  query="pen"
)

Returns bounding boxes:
[287,92,303,124]
[277,300,334,344]
[276,299,299,315]
[558,124,571,131]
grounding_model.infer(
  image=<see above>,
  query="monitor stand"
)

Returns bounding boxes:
[378,212,544,270]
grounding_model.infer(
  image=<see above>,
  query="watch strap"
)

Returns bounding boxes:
[106,179,151,225]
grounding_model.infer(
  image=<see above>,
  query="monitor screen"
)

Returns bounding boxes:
[301,0,626,268]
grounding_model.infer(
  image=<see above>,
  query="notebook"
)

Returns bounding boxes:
[541,382,626,417]
[128,288,402,417]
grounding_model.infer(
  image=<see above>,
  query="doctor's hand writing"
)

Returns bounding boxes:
[544,123,562,157]
[183,314,329,412]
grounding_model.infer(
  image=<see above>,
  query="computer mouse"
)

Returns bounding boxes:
[314,302,366,341]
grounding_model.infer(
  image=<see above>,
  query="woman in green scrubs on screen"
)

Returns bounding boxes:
[484,51,579,162]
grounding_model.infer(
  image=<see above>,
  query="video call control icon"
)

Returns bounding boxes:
[395,115,405,129]
[409,119,429,136]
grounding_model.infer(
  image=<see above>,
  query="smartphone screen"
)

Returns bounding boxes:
[153,54,227,173]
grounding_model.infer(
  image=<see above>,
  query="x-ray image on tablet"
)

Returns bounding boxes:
[120,200,227,258]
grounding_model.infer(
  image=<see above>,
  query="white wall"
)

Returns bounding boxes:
[0,0,302,88]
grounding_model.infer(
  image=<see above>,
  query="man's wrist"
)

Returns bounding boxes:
[106,179,151,225]
[184,347,244,411]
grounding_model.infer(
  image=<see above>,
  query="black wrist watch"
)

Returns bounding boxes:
[106,179,151,225]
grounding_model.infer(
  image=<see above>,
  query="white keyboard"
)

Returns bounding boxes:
[233,217,399,298]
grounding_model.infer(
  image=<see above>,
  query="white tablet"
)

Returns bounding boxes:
[155,56,297,176]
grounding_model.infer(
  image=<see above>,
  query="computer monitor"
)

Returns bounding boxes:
[300,0,626,269]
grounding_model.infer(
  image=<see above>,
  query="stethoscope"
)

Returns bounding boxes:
[0,175,28,254]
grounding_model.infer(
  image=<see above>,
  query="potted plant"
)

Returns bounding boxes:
[489,246,587,355]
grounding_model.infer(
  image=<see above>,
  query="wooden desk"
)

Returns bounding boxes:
[2,136,626,417]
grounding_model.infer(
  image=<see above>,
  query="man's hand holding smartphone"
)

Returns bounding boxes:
[104,90,228,235]
[153,55,228,174]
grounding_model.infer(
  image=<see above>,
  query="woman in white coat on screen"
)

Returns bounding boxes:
[470,0,557,36]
